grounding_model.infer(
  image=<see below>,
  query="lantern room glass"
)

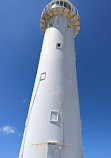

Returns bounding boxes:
[51,1,73,11]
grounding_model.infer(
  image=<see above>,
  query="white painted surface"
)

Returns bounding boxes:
[19,2,83,158]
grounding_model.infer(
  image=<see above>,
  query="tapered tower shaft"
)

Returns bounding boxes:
[19,0,83,158]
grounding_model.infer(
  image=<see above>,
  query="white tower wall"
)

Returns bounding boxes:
[19,1,83,158]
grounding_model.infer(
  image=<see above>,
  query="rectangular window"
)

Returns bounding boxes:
[56,43,62,49]
[64,2,71,10]
[64,2,67,8]
[66,3,71,10]
[55,1,59,6]
[50,111,59,122]
[51,1,59,8]
[40,72,46,81]
[60,1,63,6]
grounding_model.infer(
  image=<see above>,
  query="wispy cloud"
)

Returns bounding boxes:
[0,126,16,135]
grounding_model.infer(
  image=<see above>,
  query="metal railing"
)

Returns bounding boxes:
[41,1,79,17]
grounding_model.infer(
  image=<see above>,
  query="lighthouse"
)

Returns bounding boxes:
[19,0,83,158]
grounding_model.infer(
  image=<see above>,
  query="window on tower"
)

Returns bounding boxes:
[65,2,71,10]
[60,1,63,6]
[50,111,59,122]
[51,1,59,8]
[40,72,46,81]
[55,1,59,6]
[56,43,62,49]
[64,2,67,8]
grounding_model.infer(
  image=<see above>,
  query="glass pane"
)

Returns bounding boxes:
[55,1,59,5]
[64,2,67,8]
[67,3,71,10]
[51,1,71,10]
[51,1,59,8]
[60,1,63,6]
[64,2,71,10]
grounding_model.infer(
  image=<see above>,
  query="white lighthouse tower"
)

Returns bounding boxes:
[19,0,83,158]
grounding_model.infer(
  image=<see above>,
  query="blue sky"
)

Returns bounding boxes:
[0,0,111,157]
